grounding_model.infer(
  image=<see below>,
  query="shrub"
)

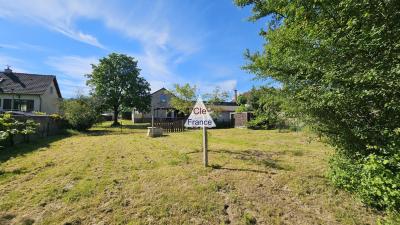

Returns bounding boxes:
[33,111,46,115]
[237,87,301,130]
[236,0,400,211]
[61,98,98,131]
[247,114,270,130]
[330,152,400,211]
[0,113,39,146]
[49,113,63,120]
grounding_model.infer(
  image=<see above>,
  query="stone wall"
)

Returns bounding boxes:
[9,115,66,145]
[233,112,254,128]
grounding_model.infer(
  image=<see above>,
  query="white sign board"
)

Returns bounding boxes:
[184,98,216,128]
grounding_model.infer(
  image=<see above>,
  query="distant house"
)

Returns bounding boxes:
[0,67,62,114]
[132,88,238,124]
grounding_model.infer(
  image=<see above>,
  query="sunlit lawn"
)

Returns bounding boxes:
[0,120,385,224]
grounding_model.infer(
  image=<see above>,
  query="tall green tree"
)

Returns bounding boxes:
[170,83,198,116]
[236,0,400,210]
[86,53,151,126]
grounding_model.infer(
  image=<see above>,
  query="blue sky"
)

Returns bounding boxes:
[0,0,271,98]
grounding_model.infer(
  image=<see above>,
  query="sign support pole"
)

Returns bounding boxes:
[203,126,208,167]
[184,97,215,167]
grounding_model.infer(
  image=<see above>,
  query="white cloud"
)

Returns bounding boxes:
[0,0,202,54]
[0,0,105,48]
[0,42,48,52]
[0,43,20,50]
[216,79,238,91]
[56,78,90,98]
[46,56,97,79]
[0,0,205,91]
[0,0,240,98]
[52,26,104,49]
[0,54,28,72]
[46,55,98,97]
[192,79,238,95]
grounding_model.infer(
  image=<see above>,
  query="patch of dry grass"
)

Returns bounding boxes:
[0,120,386,224]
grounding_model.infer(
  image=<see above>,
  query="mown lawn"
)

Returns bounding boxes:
[0,121,385,224]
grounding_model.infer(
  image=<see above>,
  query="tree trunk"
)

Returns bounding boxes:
[112,107,119,126]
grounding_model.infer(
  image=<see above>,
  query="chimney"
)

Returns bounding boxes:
[234,89,238,103]
[4,65,12,74]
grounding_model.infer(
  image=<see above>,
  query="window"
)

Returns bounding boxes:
[160,94,167,103]
[12,99,34,112]
[167,111,173,118]
[27,100,34,112]
[13,100,19,110]
[3,99,11,110]
[50,87,53,94]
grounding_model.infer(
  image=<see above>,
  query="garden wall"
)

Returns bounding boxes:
[11,115,66,145]
[232,112,254,128]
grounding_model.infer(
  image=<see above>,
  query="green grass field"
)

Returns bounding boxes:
[0,121,386,224]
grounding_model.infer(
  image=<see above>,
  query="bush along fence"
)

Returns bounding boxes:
[0,114,67,147]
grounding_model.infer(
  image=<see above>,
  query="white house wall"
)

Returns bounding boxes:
[40,81,61,114]
[0,81,61,114]
[0,94,41,111]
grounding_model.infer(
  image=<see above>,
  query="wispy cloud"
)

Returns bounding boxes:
[0,54,28,72]
[0,0,241,97]
[46,55,98,97]
[0,43,20,50]
[46,56,97,79]
[0,0,204,88]
[0,42,48,52]
[0,0,105,48]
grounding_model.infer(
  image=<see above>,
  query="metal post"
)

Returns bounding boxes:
[203,126,208,167]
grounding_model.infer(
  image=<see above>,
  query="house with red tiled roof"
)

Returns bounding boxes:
[0,67,62,114]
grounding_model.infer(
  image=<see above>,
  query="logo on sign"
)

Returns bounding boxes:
[184,98,216,128]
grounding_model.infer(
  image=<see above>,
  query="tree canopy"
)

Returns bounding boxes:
[170,83,198,116]
[236,0,400,210]
[86,53,151,126]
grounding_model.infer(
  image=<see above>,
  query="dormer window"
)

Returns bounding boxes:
[160,94,167,103]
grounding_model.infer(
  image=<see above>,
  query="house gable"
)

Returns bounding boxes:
[0,69,62,114]
[0,71,61,97]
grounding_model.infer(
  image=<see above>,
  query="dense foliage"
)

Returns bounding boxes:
[0,113,38,146]
[86,53,151,126]
[237,87,300,130]
[170,83,198,116]
[236,0,400,210]
[61,97,99,131]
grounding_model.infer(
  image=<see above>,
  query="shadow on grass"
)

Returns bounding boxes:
[210,164,272,174]
[85,123,150,136]
[122,124,151,129]
[210,149,290,171]
[94,122,150,130]
[149,134,170,138]
[0,134,71,164]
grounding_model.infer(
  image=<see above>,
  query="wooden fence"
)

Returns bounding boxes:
[153,118,186,133]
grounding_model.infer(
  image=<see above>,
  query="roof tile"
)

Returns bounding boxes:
[0,72,56,95]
